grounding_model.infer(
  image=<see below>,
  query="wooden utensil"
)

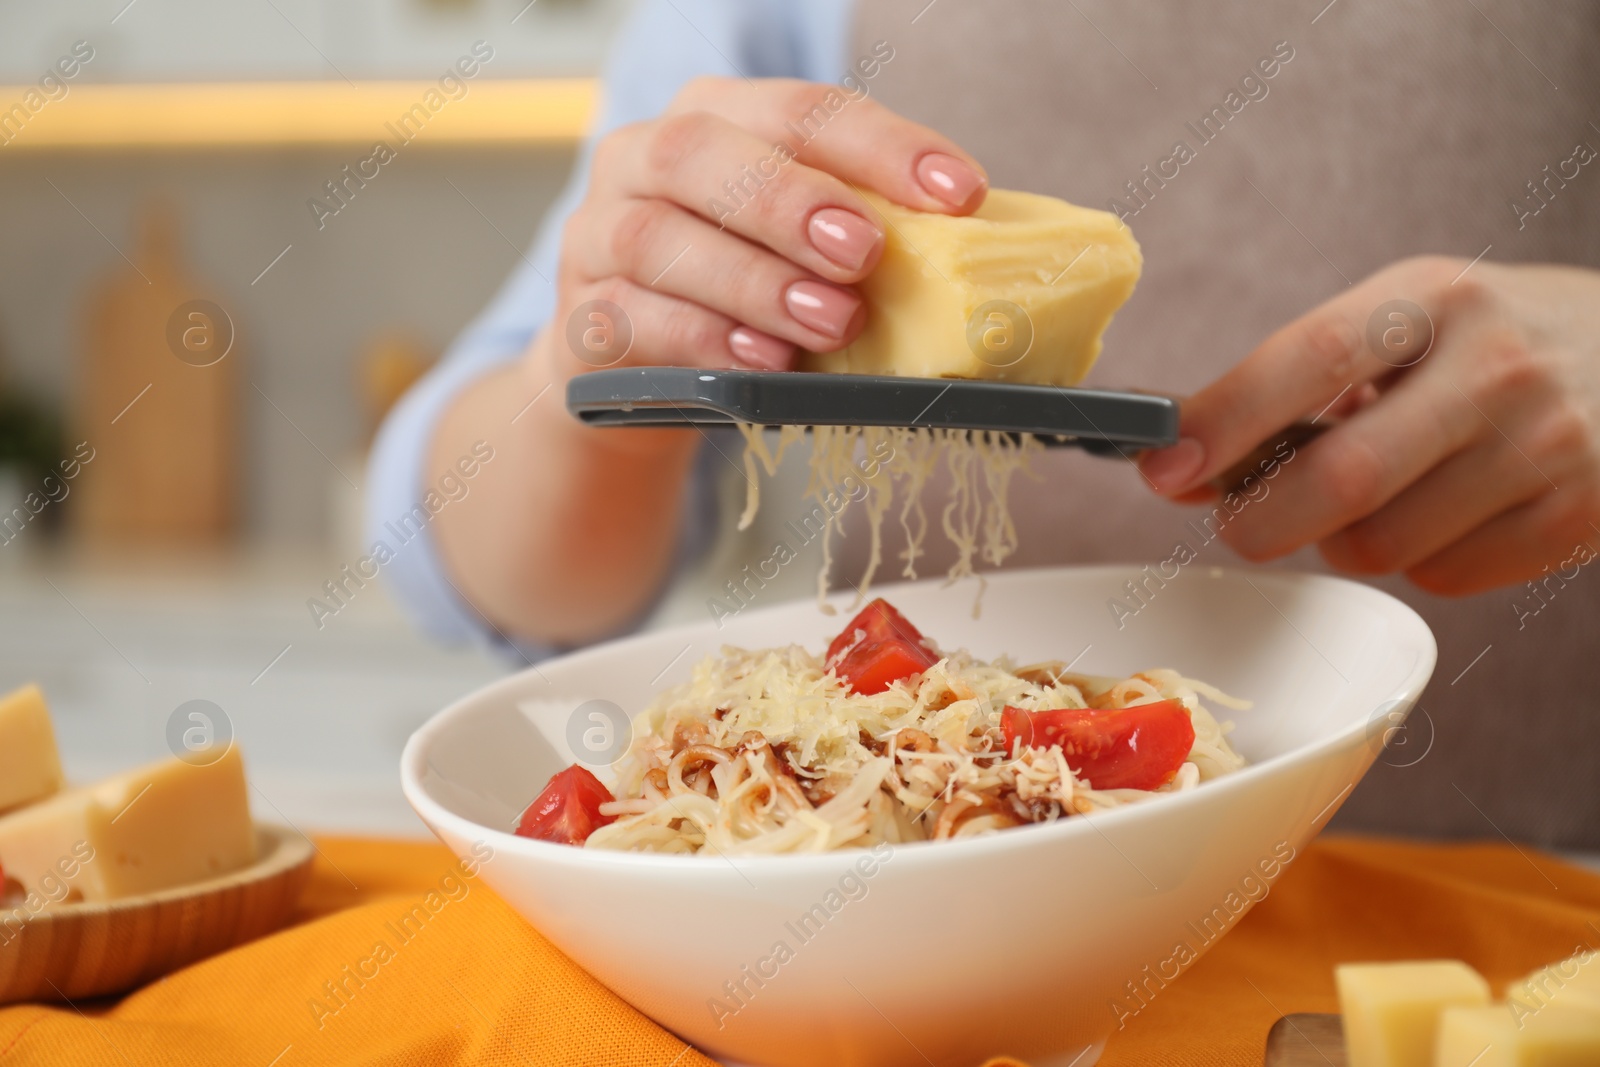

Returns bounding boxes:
[0,823,313,1004]
[1265,1013,1347,1066]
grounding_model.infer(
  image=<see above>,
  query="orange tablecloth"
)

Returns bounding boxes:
[1,835,1595,1066]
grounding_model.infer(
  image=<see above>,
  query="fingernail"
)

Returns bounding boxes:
[728,326,796,370]
[785,281,862,340]
[808,208,883,271]
[1141,437,1207,494]
[915,152,986,209]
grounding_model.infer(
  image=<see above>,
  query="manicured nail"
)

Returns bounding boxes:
[915,152,986,210]
[785,281,862,340]
[1141,437,1207,494]
[808,208,883,271]
[728,326,796,370]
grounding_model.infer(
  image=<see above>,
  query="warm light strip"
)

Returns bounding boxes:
[0,79,597,150]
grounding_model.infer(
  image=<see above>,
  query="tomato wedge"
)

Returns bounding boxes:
[1000,700,1196,791]
[827,599,938,695]
[826,598,932,664]
[836,639,939,695]
[514,765,618,845]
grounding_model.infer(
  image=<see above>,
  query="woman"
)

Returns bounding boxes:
[369,1,1600,848]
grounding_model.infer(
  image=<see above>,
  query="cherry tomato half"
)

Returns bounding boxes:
[827,599,938,694]
[1000,700,1196,791]
[826,598,932,665]
[514,765,618,845]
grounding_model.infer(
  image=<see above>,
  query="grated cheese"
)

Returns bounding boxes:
[735,425,1044,613]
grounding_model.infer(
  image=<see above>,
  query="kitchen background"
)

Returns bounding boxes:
[0,0,691,836]
[6,2,1600,872]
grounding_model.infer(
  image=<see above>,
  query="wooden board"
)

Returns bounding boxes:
[73,201,238,545]
[1265,1013,1347,1066]
[0,824,313,1004]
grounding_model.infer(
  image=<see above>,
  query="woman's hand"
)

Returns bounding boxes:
[542,75,988,394]
[1139,256,1600,596]
[429,77,986,645]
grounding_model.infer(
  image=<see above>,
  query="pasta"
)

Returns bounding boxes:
[556,600,1250,856]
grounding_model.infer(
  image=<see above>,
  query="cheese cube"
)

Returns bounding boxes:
[1437,1003,1600,1066]
[1509,953,1600,1019]
[0,746,255,904]
[0,684,64,813]
[1336,960,1491,1067]
[802,189,1142,386]
[1435,1006,1518,1067]
[1515,1004,1600,1064]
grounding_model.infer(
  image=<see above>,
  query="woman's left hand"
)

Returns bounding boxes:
[1138,255,1600,596]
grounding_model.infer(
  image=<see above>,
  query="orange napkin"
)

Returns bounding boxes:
[0,835,1594,1066]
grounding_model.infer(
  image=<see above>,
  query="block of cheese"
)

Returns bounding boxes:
[1514,1004,1600,1063]
[1438,1003,1600,1066]
[0,745,255,904]
[1509,952,1600,1018]
[803,189,1142,386]
[0,684,64,814]
[1336,960,1491,1067]
[1434,1005,1519,1067]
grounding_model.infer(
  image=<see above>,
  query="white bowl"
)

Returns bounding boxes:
[402,565,1435,1067]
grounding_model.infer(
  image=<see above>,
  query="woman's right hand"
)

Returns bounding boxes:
[538,75,989,392]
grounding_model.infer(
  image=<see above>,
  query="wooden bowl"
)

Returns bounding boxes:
[1265,1014,1346,1065]
[0,823,314,1005]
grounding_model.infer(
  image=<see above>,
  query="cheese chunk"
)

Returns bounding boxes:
[1438,1004,1600,1067]
[1435,1006,1519,1067]
[802,189,1142,386]
[1514,1005,1600,1064]
[0,746,255,904]
[1337,960,1491,1067]
[0,684,64,814]
[1509,953,1600,1019]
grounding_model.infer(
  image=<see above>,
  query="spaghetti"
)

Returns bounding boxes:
[525,598,1251,856]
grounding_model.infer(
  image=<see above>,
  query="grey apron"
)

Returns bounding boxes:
[840,0,1600,848]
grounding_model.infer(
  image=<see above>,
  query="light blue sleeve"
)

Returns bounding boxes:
[365,0,856,663]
